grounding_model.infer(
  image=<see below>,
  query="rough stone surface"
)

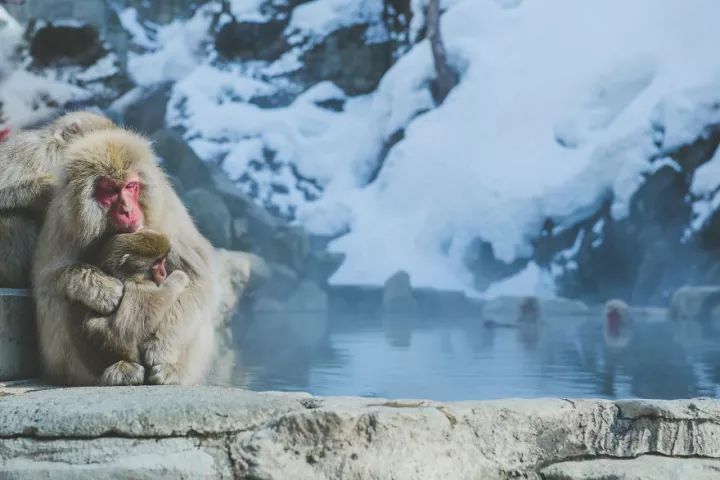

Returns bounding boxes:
[184,188,233,249]
[669,285,720,320]
[2,387,720,479]
[542,455,720,480]
[0,291,38,381]
[382,270,416,312]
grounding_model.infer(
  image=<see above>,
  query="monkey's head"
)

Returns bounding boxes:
[60,129,163,247]
[50,111,116,144]
[98,230,171,285]
[604,299,629,323]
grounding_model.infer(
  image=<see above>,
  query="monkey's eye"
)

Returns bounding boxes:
[95,179,119,207]
[125,181,140,193]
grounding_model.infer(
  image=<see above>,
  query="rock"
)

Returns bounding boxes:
[122,82,173,135]
[382,270,417,312]
[255,262,300,301]
[152,129,214,191]
[184,188,232,249]
[669,285,720,321]
[0,290,38,381]
[272,226,310,273]
[215,20,289,61]
[1,437,226,479]
[542,456,720,480]
[304,251,345,287]
[284,280,328,312]
[297,24,394,96]
[30,24,107,67]
[4,388,720,479]
[464,238,528,292]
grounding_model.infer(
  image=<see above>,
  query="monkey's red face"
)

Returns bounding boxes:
[95,172,144,233]
[152,257,167,286]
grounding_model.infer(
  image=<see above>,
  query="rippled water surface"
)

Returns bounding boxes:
[226,310,720,401]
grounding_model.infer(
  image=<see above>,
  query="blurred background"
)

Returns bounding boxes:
[3,0,720,400]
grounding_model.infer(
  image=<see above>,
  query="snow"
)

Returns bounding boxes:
[128,0,720,296]
[0,6,22,79]
[322,0,720,293]
[286,0,384,41]
[117,8,156,49]
[0,70,88,128]
[484,262,555,299]
[128,6,215,86]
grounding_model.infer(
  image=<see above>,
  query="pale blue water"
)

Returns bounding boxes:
[229,311,720,401]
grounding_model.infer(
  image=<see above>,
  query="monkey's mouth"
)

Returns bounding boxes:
[116,221,142,234]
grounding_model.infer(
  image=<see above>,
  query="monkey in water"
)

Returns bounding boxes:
[0,111,115,287]
[76,230,190,386]
[33,128,218,386]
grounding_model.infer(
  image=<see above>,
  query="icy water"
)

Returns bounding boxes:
[227,310,720,401]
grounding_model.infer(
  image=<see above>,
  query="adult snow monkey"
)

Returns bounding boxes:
[33,127,218,385]
[0,111,115,287]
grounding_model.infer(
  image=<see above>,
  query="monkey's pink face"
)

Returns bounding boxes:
[94,172,144,233]
[152,257,167,286]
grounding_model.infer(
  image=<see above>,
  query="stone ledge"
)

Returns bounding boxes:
[1,386,720,479]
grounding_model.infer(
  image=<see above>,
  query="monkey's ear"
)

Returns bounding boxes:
[53,122,82,143]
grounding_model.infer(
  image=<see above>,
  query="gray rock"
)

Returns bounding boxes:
[256,262,300,301]
[0,290,38,381]
[669,285,720,320]
[382,270,417,312]
[284,280,328,312]
[184,188,233,249]
[122,82,173,135]
[304,251,345,287]
[215,20,289,61]
[3,388,720,478]
[542,455,720,480]
[297,24,394,96]
[152,129,215,191]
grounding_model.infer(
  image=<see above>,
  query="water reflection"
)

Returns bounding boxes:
[217,307,720,401]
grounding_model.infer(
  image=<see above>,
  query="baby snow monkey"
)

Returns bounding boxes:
[79,230,189,386]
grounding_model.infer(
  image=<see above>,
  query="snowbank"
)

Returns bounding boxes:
[129,0,720,295]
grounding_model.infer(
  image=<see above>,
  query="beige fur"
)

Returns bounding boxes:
[78,230,189,386]
[33,128,218,386]
[0,111,115,287]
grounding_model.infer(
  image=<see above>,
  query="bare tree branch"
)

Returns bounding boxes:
[426,0,458,104]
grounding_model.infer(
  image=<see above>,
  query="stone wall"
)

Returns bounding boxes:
[1,384,719,479]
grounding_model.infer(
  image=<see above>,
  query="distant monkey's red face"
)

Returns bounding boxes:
[94,172,144,233]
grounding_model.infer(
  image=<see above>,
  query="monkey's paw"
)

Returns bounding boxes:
[91,277,124,316]
[100,361,145,386]
[148,364,181,385]
[83,317,110,336]
[167,270,190,288]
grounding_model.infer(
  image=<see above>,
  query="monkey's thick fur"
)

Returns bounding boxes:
[33,128,219,385]
[77,230,190,386]
[0,111,115,287]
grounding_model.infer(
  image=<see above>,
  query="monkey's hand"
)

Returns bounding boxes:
[164,270,190,291]
[83,316,111,338]
[60,264,124,316]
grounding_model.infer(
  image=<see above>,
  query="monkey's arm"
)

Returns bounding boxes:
[0,175,55,211]
[142,270,190,333]
[58,264,124,316]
